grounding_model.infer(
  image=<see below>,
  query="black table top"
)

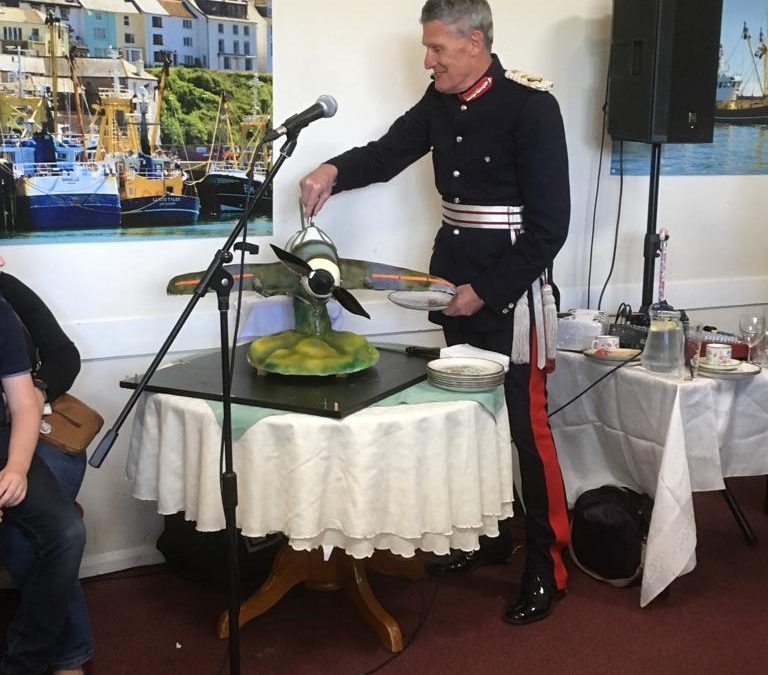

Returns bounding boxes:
[121,343,431,419]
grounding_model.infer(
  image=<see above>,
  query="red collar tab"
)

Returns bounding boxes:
[459,76,493,102]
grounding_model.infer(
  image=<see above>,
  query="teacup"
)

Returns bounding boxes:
[591,335,620,351]
[704,343,732,366]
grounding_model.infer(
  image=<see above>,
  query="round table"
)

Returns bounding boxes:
[127,388,513,649]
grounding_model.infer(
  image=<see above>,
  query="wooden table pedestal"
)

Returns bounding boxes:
[217,544,425,652]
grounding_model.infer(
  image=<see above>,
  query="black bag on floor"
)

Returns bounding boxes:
[157,513,285,597]
[569,485,653,587]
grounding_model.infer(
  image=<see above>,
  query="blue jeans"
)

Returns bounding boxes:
[0,440,92,673]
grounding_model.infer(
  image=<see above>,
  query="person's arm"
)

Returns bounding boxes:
[471,93,571,311]
[299,163,338,217]
[300,90,434,216]
[0,373,40,508]
[0,273,80,400]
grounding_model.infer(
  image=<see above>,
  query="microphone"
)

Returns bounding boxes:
[264,95,338,142]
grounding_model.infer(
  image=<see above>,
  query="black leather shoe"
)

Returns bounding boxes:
[427,549,511,576]
[503,572,565,625]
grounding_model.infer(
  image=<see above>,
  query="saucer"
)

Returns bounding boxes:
[698,358,740,372]
[697,362,761,379]
[583,348,641,363]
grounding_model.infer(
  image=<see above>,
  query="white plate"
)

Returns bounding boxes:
[388,290,453,311]
[429,376,504,389]
[697,362,762,379]
[698,358,741,372]
[429,379,503,393]
[427,357,505,377]
[583,348,642,363]
[428,357,505,391]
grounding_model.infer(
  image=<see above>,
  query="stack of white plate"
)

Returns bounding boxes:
[697,358,740,373]
[426,357,506,392]
[697,358,761,379]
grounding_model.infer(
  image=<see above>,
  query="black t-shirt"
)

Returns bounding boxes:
[0,272,81,400]
[0,294,32,429]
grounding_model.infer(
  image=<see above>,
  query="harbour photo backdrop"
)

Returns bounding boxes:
[611,0,768,176]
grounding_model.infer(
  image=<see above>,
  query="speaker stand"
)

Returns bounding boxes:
[639,142,664,319]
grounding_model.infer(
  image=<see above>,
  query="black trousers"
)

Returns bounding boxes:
[0,438,86,675]
[443,324,569,590]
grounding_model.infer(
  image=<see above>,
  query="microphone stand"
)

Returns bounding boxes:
[89,132,300,675]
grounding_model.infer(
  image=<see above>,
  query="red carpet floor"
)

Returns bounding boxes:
[4,476,768,674]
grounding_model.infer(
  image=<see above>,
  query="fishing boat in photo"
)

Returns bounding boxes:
[196,85,272,216]
[94,56,200,227]
[0,93,120,230]
[716,46,743,104]
[715,23,768,125]
[197,160,271,216]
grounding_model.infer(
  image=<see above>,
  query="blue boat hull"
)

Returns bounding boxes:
[120,194,200,227]
[198,173,271,216]
[15,193,121,230]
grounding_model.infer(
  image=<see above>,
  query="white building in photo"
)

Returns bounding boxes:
[184,0,267,72]
[131,0,198,67]
[6,0,272,74]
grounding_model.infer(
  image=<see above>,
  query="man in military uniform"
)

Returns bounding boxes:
[299,0,570,624]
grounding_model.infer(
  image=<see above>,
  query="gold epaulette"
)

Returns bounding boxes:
[505,69,553,92]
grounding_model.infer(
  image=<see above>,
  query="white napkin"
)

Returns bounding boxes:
[439,343,510,372]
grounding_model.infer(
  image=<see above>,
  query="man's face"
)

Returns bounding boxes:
[422,20,484,94]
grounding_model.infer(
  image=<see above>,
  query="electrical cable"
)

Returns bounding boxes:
[586,73,611,308]
[360,575,442,675]
[216,649,230,675]
[548,353,639,417]
[596,140,624,311]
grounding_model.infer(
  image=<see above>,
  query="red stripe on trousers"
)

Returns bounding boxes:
[529,333,570,590]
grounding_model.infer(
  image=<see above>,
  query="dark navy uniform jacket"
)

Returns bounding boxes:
[327,55,570,332]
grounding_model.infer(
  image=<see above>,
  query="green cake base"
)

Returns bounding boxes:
[247,330,380,376]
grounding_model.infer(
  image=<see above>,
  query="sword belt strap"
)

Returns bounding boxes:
[441,200,525,230]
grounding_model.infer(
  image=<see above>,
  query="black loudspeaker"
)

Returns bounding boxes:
[607,0,723,143]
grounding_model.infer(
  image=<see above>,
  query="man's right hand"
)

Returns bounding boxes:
[299,163,338,216]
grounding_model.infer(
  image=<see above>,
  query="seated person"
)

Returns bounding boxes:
[0,263,92,675]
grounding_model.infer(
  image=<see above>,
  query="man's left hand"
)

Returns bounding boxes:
[442,284,484,317]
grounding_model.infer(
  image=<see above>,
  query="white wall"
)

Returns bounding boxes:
[2,0,767,576]
[273,0,768,313]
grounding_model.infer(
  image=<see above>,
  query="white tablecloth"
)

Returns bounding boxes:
[549,351,768,606]
[126,390,514,559]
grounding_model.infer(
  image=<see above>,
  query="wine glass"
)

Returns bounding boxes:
[738,313,766,363]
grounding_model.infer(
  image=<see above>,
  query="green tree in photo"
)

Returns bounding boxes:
[149,68,273,147]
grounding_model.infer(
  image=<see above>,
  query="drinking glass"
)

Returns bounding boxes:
[683,320,703,379]
[762,327,768,367]
[738,313,766,363]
